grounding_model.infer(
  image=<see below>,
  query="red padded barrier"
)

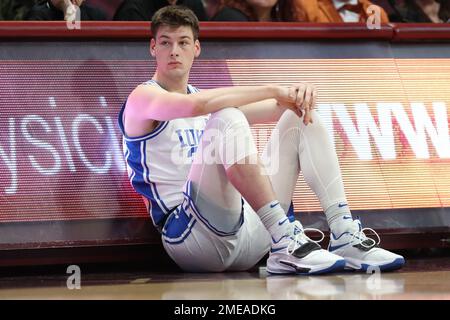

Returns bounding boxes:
[0,22,449,41]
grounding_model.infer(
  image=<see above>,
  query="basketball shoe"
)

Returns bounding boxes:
[328,217,405,272]
[266,217,345,275]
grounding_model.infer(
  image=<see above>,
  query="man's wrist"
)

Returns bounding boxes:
[266,85,281,100]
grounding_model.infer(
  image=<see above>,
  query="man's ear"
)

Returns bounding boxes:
[150,38,156,57]
[194,39,201,58]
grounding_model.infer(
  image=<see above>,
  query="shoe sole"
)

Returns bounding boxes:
[345,257,405,272]
[267,259,346,276]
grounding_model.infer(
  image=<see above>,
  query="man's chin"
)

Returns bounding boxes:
[168,69,187,78]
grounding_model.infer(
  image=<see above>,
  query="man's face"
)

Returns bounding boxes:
[150,25,201,79]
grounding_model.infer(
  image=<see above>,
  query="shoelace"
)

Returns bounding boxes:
[287,221,325,255]
[350,227,381,249]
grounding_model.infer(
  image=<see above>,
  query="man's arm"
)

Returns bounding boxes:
[238,83,317,125]
[125,84,288,121]
[238,99,292,125]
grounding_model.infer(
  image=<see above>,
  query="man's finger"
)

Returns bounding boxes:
[303,107,311,125]
[295,84,306,109]
[311,86,317,110]
[288,86,297,104]
[302,85,312,112]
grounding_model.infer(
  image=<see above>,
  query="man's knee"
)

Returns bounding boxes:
[206,107,257,169]
[281,109,327,132]
[210,107,249,129]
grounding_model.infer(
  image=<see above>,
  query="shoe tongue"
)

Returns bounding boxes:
[292,222,303,235]
[291,241,321,258]
[361,238,375,247]
[349,219,361,233]
[349,220,374,244]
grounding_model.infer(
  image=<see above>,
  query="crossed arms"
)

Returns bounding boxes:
[124,83,317,128]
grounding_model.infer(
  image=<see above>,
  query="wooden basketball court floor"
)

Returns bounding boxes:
[0,249,449,300]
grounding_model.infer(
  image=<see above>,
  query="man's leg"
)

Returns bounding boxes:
[264,109,404,272]
[188,107,289,233]
[161,108,274,272]
[189,107,344,274]
[262,109,350,225]
[256,109,345,274]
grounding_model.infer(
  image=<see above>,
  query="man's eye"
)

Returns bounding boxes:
[161,41,169,45]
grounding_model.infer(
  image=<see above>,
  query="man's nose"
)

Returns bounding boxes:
[170,44,180,57]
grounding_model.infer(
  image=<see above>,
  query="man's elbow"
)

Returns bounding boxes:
[188,95,206,117]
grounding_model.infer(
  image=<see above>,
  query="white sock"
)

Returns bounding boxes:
[326,202,353,237]
[256,201,290,238]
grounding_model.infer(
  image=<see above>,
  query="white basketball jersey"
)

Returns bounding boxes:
[118,80,209,229]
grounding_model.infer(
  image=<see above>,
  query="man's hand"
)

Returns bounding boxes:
[276,83,317,125]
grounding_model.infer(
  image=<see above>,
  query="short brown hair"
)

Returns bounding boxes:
[151,6,200,40]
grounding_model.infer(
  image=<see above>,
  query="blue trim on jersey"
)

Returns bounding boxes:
[124,139,166,226]
[123,121,168,142]
[182,181,244,237]
[162,206,196,244]
[119,80,202,231]
[117,81,169,142]
[150,182,170,212]
[148,198,166,228]
[118,105,169,142]
[124,149,131,179]
[118,119,173,227]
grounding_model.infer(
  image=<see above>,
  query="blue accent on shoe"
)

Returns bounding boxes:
[307,259,346,275]
[278,217,289,225]
[293,225,302,235]
[270,202,280,208]
[338,203,348,208]
[360,257,405,272]
[328,242,349,252]
[270,246,288,253]
[271,235,287,244]
[331,231,350,241]
[266,259,346,276]
[343,216,353,220]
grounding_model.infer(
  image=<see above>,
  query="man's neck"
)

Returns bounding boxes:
[152,72,188,94]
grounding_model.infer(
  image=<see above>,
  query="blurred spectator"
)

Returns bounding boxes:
[295,0,389,23]
[25,0,106,20]
[202,0,222,19]
[87,0,123,20]
[389,0,449,23]
[1,0,38,20]
[211,0,302,21]
[113,0,208,21]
